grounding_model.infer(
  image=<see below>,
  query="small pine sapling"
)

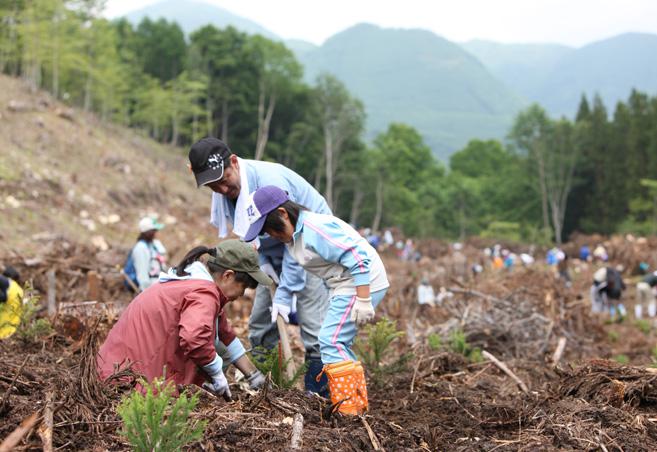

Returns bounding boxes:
[448,329,483,362]
[251,346,307,389]
[635,319,652,335]
[427,333,442,350]
[15,282,52,342]
[354,318,410,384]
[116,378,206,452]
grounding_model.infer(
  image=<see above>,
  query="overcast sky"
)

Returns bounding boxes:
[104,0,657,47]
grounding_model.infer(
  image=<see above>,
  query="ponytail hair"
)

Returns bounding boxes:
[174,246,216,276]
[173,245,258,289]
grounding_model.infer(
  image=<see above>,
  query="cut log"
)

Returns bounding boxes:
[47,270,57,316]
[37,392,54,452]
[551,337,567,367]
[0,411,41,451]
[87,271,100,301]
[289,413,304,450]
[361,417,384,451]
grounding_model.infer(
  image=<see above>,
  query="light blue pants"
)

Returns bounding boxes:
[318,288,388,364]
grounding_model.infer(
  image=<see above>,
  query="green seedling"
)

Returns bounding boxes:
[635,319,652,335]
[13,282,52,343]
[427,333,442,350]
[607,331,620,343]
[354,318,410,384]
[117,378,206,452]
[613,354,629,365]
[250,346,307,389]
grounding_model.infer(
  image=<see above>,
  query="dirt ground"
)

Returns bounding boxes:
[3,239,657,451]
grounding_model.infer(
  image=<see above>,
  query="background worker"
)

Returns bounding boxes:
[98,240,272,398]
[636,271,657,319]
[124,216,168,292]
[591,267,626,320]
[188,137,331,395]
[243,186,389,415]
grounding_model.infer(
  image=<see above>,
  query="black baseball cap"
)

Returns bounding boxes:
[188,137,233,187]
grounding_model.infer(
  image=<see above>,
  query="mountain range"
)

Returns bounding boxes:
[122,0,657,159]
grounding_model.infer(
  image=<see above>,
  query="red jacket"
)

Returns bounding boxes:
[97,279,236,388]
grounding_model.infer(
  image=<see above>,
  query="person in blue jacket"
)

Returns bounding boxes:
[242,185,390,415]
[188,137,331,395]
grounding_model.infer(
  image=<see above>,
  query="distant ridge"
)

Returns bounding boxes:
[124,0,279,39]
[297,24,525,159]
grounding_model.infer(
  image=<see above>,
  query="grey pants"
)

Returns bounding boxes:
[248,272,329,359]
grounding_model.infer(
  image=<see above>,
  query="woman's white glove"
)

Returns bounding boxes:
[246,369,267,390]
[350,296,375,325]
[206,372,231,399]
[201,354,232,400]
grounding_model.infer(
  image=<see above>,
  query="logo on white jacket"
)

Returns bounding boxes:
[246,193,262,224]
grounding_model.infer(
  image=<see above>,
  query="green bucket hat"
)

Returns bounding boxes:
[209,239,272,286]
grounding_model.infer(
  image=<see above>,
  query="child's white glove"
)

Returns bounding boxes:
[271,303,291,323]
[351,296,375,325]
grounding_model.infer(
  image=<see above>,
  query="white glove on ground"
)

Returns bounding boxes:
[350,296,375,325]
[271,303,291,323]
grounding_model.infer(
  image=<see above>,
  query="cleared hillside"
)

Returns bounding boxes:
[0,75,217,259]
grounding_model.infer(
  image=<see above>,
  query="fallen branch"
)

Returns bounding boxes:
[361,416,384,451]
[289,413,304,450]
[37,392,54,452]
[482,350,529,393]
[0,411,41,452]
[551,337,567,367]
[410,358,423,394]
[0,356,29,415]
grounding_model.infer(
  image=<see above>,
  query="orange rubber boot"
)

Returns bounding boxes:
[323,360,369,415]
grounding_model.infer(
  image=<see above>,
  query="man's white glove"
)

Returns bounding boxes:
[246,369,267,390]
[350,296,375,325]
[271,303,291,323]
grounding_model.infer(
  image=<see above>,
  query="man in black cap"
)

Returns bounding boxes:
[188,137,331,396]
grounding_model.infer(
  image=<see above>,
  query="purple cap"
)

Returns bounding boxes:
[243,186,290,241]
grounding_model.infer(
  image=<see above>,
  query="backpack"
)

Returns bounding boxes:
[123,243,141,292]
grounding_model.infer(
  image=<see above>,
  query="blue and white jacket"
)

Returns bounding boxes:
[210,159,332,308]
[287,211,389,297]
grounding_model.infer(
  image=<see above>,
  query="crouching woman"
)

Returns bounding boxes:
[243,186,389,415]
[97,240,272,398]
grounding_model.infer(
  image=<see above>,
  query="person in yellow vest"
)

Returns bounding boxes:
[0,267,23,339]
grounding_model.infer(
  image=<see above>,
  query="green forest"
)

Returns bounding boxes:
[2,0,657,243]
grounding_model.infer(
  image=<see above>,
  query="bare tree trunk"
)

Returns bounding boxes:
[254,88,276,160]
[192,110,198,142]
[221,99,230,142]
[371,175,384,232]
[170,93,179,145]
[324,125,334,210]
[205,98,213,136]
[536,149,550,236]
[459,193,466,240]
[52,10,60,99]
[313,154,324,192]
[83,72,92,112]
[350,188,364,226]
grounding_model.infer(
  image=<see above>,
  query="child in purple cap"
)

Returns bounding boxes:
[244,185,389,415]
